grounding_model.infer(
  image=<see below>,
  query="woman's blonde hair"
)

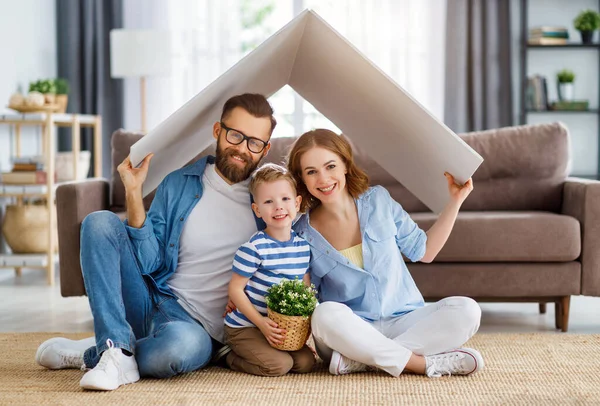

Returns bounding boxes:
[287,129,369,212]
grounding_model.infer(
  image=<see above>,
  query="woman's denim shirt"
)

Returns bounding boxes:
[293,186,427,321]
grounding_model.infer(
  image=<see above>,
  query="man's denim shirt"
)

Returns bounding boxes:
[293,186,428,321]
[123,156,265,298]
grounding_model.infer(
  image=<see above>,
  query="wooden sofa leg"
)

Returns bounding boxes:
[539,303,546,314]
[555,296,571,332]
[560,296,570,332]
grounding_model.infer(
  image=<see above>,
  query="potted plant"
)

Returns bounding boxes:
[29,79,57,104]
[557,69,575,101]
[54,78,70,113]
[265,278,318,351]
[574,9,600,44]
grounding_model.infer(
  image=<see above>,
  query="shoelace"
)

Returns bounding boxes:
[92,338,126,383]
[339,355,368,374]
[427,352,467,377]
[59,352,83,368]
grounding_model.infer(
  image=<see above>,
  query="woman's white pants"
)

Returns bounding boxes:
[311,296,482,377]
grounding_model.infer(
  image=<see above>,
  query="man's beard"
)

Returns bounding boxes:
[215,144,262,184]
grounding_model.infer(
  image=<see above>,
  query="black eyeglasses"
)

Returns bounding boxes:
[220,122,269,154]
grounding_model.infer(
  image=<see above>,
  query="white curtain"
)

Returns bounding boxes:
[301,0,447,129]
[123,0,241,132]
[124,0,446,136]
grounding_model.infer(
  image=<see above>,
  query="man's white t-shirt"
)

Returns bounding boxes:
[167,163,257,343]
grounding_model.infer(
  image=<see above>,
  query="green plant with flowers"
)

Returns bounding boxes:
[265,278,318,317]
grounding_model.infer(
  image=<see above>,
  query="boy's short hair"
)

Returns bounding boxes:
[249,163,297,197]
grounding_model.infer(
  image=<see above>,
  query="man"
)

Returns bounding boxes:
[35,94,275,391]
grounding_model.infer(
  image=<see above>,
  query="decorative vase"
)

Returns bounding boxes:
[580,30,594,44]
[1,205,58,253]
[558,83,574,101]
[267,307,311,351]
[55,150,91,181]
[56,94,68,113]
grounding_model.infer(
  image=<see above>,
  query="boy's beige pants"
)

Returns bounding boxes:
[224,325,315,376]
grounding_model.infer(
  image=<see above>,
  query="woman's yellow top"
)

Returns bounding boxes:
[338,243,364,269]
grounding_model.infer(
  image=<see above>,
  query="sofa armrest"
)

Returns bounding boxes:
[56,178,110,297]
[562,177,600,296]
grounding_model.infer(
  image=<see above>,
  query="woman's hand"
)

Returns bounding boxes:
[444,172,474,205]
[258,317,287,347]
[117,154,154,195]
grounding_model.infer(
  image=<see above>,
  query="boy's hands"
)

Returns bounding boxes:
[258,317,287,347]
[444,172,474,205]
[222,299,237,317]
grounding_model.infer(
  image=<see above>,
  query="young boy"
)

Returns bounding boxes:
[224,163,315,376]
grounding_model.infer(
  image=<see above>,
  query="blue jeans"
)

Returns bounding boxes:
[80,211,213,378]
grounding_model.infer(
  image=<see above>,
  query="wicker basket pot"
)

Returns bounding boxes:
[267,307,311,351]
[1,205,58,253]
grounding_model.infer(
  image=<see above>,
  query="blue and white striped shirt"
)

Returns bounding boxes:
[224,230,310,328]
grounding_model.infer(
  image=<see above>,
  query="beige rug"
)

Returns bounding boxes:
[1,333,599,405]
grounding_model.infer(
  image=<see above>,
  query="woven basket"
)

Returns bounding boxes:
[2,204,58,253]
[267,307,311,351]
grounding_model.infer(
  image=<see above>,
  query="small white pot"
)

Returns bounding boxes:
[559,83,574,101]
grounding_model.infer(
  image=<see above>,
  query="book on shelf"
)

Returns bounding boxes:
[0,171,56,184]
[528,26,569,45]
[528,38,568,45]
[12,163,44,172]
[526,75,549,111]
[530,26,568,33]
[11,156,45,165]
[549,100,590,111]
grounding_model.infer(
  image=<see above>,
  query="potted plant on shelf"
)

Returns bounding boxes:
[54,78,70,113]
[557,69,575,101]
[574,9,600,44]
[29,79,57,104]
[265,278,318,351]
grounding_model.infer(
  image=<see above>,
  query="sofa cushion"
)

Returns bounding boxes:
[408,262,581,298]
[411,211,580,262]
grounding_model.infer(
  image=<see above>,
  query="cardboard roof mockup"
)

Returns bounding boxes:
[131,9,483,213]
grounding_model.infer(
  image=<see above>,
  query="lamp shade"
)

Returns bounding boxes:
[110,29,172,78]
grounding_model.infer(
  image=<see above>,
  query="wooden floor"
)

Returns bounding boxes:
[2,268,600,334]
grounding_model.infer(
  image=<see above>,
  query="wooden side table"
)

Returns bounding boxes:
[0,112,102,285]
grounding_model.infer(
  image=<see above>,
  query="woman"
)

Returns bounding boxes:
[287,129,483,378]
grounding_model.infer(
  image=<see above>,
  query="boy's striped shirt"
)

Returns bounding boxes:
[225,230,310,328]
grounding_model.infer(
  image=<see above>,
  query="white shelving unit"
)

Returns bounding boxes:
[0,111,102,285]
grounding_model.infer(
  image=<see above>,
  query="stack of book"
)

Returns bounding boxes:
[550,100,590,111]
[525,75,549,111]
[528,26,569,45]
[0,156,55,184]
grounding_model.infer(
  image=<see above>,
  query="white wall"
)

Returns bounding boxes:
[0,0,57,172]
[510,0,599,176]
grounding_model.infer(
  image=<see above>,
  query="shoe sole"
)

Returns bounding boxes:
[211,345,232,363]
[35,337,68,369]
[80,370,141,391]
[328,351,342,375]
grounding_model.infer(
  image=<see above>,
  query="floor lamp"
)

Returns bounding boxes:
[110,29,172,133]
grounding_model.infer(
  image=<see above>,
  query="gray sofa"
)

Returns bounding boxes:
[56,122,600,332]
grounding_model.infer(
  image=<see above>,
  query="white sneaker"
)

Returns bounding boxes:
[329,350,369,375]
[79,339,140,391]
[35,336,95,370]
[425,348,484,378]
